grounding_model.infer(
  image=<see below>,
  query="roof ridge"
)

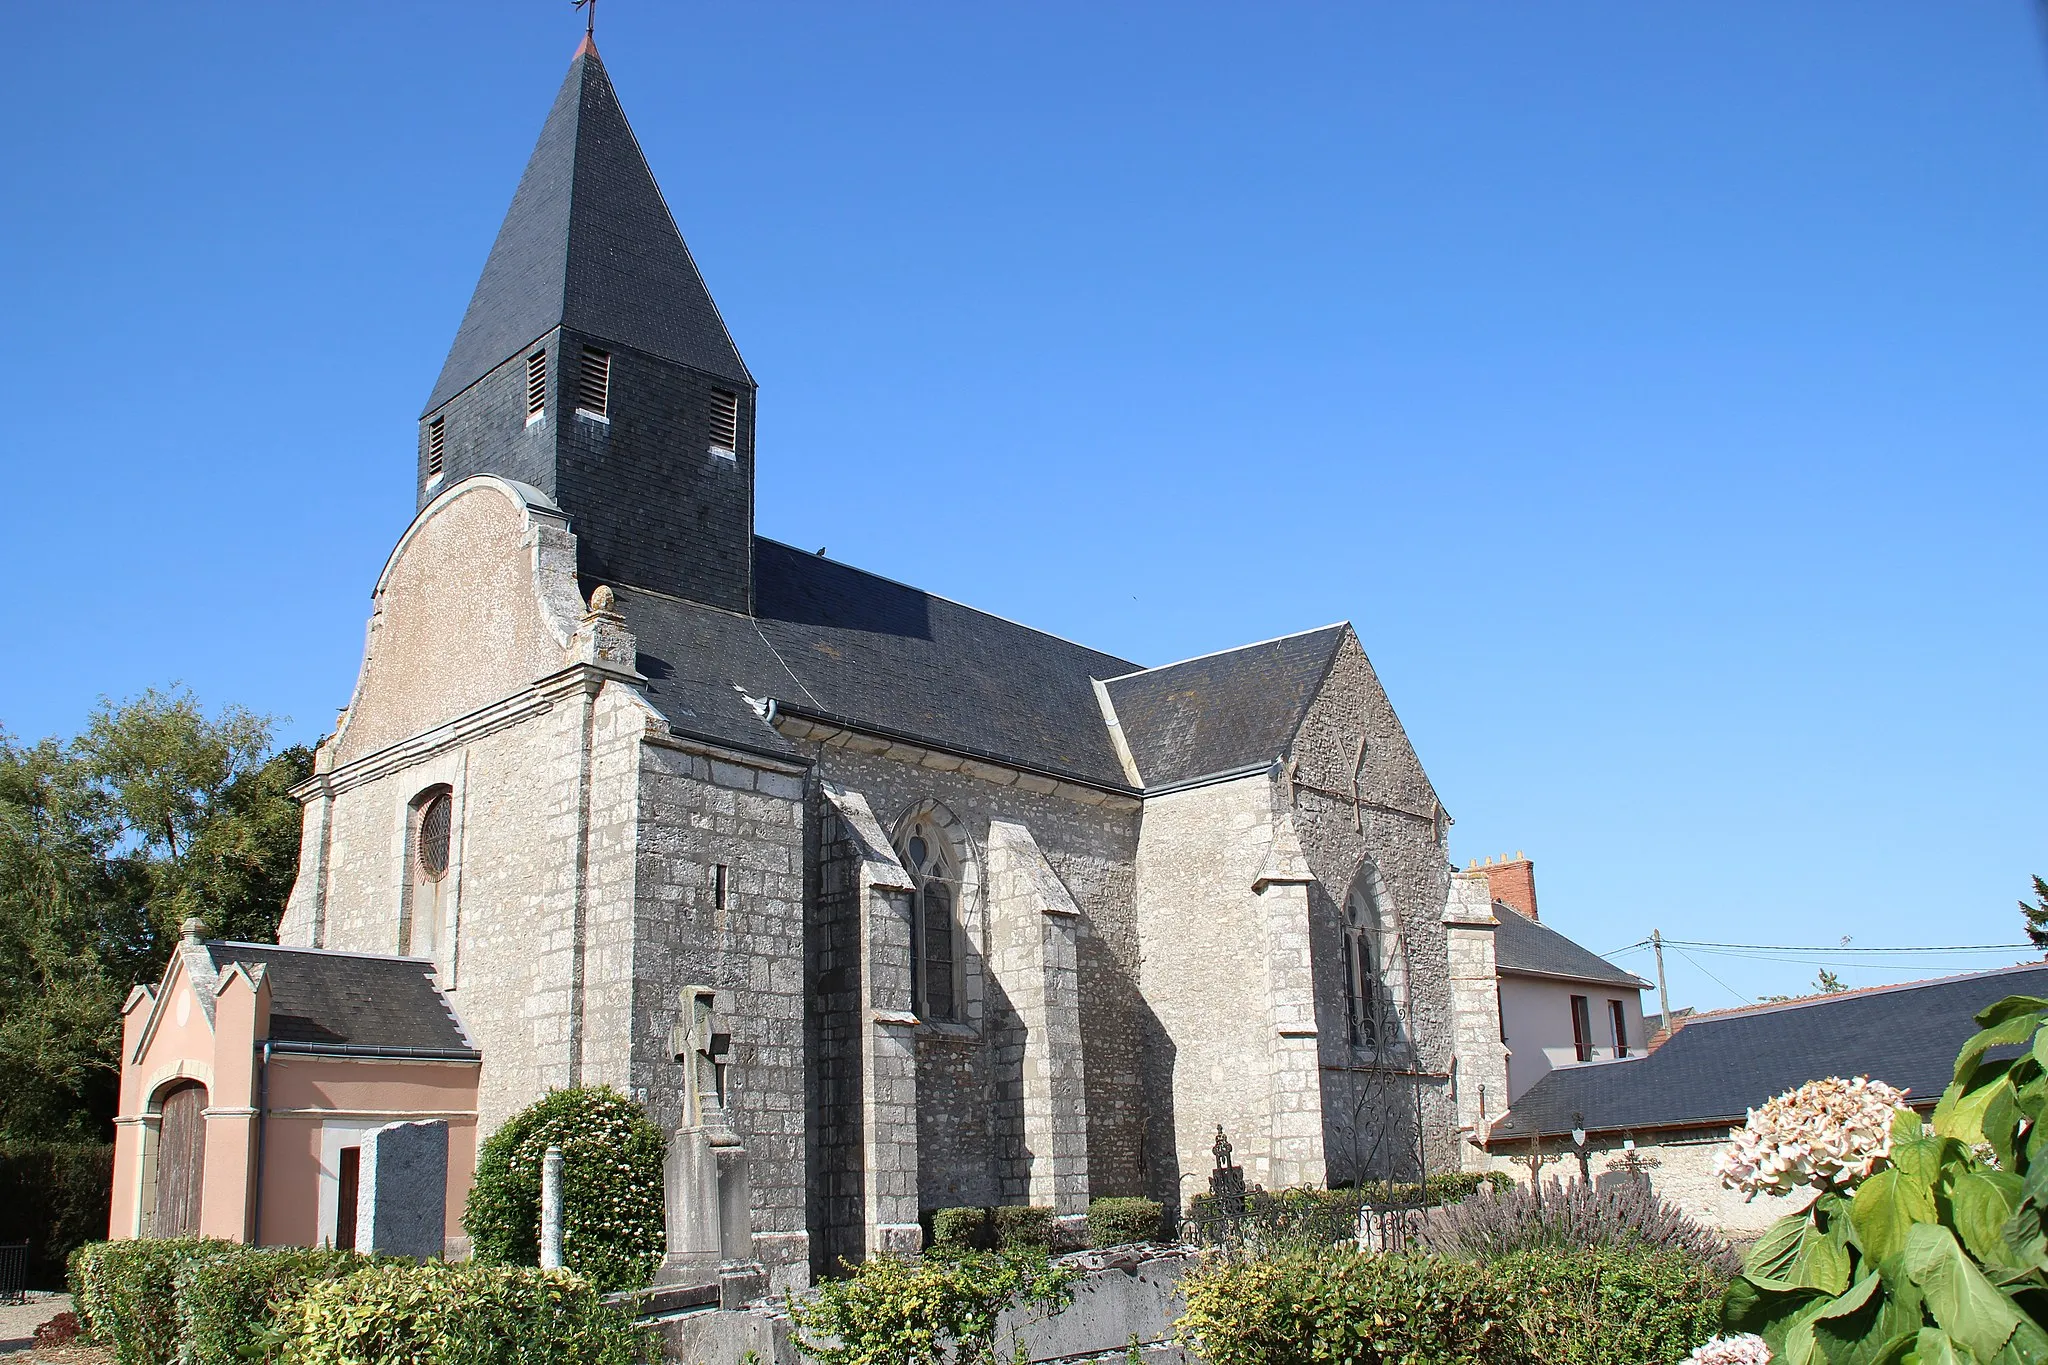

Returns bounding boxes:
[211,939,437,966]
[1098,622,1350,684]
[1669,959,2048,1025]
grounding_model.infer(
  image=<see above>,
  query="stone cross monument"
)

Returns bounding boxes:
[659,987,759,1303]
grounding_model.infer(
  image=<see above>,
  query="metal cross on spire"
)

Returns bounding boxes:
[572,0,596,39]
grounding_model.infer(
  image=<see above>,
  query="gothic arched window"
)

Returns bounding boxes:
[897,814,963,1023]
[402,786,453,959]
[1342,863,1409,1054]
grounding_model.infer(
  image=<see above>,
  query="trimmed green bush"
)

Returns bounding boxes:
[175,1246,366,1365]
[790,1247,1075,1365]
[1495,1247,1724,1365]
[990,1205,1053,1250]
[930,1207,990,1251]
[1180,1248,1519,1365]
[1085,1197,1162,1247]
[277,1261,644,1365]
[69,1238,240,1365]
[463,1085,666,1292]
[1178,1244,1728,1365]
[0,1142,114,1289]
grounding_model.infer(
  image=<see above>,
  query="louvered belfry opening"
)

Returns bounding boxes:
[526,350,547,421]
[427,417,445,479]
[577,347,611,417]
[709,388,739,453]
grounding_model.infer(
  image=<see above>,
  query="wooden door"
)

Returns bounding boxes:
[153,1082,207,1238]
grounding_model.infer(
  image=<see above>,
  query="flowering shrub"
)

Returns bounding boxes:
[1415,1175,1736,1270]
[462,1086,666,1292]
[1720,995,2048,1364]
[1715,1077,1912,1201]
[1685,1334,1772,1363]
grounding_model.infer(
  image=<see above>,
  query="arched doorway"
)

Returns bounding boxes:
[152,1081,207,1237]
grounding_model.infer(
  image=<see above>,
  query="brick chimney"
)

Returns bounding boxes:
[1470,851,1538,921]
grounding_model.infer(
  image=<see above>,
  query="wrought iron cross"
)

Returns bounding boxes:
[572,0,596,38]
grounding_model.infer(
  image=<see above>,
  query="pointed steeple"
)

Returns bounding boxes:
[424,41,750,414]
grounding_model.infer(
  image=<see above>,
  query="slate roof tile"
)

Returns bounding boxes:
[1493,909,1652,989]
[205,942,477,1057]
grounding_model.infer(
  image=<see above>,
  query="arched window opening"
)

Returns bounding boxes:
[1342,865,1409,1054]
[403,786,453,959]
[896,814,963,1024]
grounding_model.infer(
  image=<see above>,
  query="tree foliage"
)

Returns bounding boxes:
[2022,876,2048,956]
[0,688,308,1142]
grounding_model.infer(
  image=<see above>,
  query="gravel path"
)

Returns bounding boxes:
[0,1294,72,1355]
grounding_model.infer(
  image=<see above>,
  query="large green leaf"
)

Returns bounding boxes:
[1956,1172,2026,1268]
[1942,1074,2017,1146]
[1812,1273,1925,1365]
[1803,1225,1855,1295]
[1986,1085,2026,1172]
[1750,1212,1815,1283]
[1906,1224,2028,1360]
[1726,1275,1830,1356]
[1896,1113,1951,1185]
[1959,1016,2048,1085]
[1975,998,2048,1032]
[2002,1203,2048,1272]
[1860,1168,1943,1267]
[1916,1326,1982,1365]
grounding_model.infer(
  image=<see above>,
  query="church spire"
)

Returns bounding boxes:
[418,43,759,616]
[424,41,751,415]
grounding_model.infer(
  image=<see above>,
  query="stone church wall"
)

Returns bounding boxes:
[1286,631,1462,1183]
[625,737,810,1263]
[802,747,1148,1208]
[1132,773,1308,1200]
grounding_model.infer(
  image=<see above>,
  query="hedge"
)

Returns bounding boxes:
[463,1086,666,1293]
[175,1246,366,1365]
[1085,1197,1163,1247]
[1,1141,114,1289]
[1177,1244,1729,1365]
[71,1238,241,1365]
[277,1261,644,1365]
[930,1208,989,1251]
[790,1248,1074,1365]
[929,1206,1055,1252]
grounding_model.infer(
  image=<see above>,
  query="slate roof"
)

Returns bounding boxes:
[619,539,1145,787]
[1489,961,2048,1143]
[424,39,750,414]
[204,942,478,1058]
[1492,909,1651,989]
[1100,627,1347,787]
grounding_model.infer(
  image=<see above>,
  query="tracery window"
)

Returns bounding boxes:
[402,786,453,959]
[1342,863,1408,1054]
[897,815,962,1023]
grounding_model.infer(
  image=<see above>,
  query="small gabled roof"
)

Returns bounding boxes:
[1100,626,1348,787]
[1492,909,1651,990]
[425,39,750,414]
[203,942,478,1058]
[1491,960,2048,1144]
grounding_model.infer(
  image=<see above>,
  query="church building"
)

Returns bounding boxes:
[245,38,1512,1287]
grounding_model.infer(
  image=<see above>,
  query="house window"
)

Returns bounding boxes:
[1342,863,1407,1053]
[712,863,728,914]
[708,389,738,453]
[526,350,548,423]
[577,347,610,417]
[896,816,961,1023]
[1570,994,1593,1062]
[427,417,445,480]
[1609,999,1629,1057]
[402,786,453,959]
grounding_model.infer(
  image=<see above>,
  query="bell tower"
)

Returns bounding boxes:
[417,38,757,614]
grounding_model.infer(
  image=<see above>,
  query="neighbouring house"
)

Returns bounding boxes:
[1481,960,2048,1233]
[111,920,479,1252]
[1468,854,1651,1102]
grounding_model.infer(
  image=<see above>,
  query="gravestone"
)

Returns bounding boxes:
[357,1119,449,1258]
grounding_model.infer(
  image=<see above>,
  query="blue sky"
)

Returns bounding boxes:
[4,3,2045,1010]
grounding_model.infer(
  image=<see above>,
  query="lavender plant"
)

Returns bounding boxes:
[1413,1175,1738,1271]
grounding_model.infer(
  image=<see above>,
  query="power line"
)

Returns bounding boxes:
[1674,947,1752,1008]
[1600,937,2030,960]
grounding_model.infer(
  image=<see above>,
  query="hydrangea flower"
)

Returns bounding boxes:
[1716,1076,1911,1200]
[1684,1334,1772,1364]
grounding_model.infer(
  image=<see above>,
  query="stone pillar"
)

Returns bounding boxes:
[358,1120,450,1259]
[819,784,923,1259]
[986,821,1089,1216]
[1442,871,1509,1166]
[540,1145,564,1269]
[1253,804,1326,1189]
